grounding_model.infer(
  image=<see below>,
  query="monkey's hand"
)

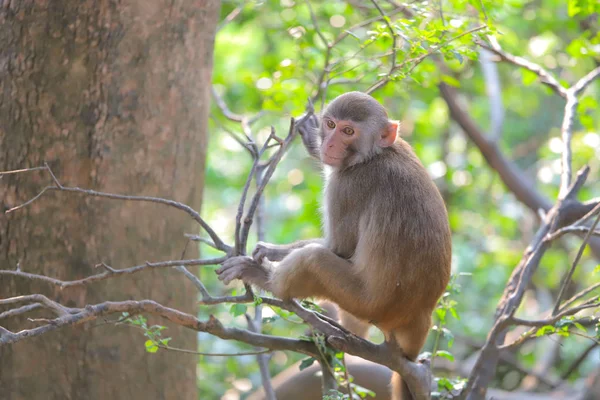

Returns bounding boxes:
[216,256,273,291]
[252,242,290,263]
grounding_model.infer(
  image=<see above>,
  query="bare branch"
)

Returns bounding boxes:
[0,299,319,355]
[561,342,598,380]
[572,65,600,97]
[512,298,600,328]
[477,41,568,98]
[238,117,304,252]
[2,165,231,253]
[370,0,398,73]
[558,93,578,197]
[0,257,225,289]
[552,210,600,314]
[211,85,244,123]
[0,304,42,320]
[501,312,600,351]
[217,5,242,31]
[560,282,600,313]
[158,344,271,357]
[0,166,47,176]
[0,294,77,317]
[184,234,221,251]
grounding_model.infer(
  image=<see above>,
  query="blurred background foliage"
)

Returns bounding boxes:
[197,0,600,398]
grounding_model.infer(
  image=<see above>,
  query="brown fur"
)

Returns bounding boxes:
[217,92,452,400]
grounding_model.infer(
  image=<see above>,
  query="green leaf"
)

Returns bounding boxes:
[568,0,581,17]
[230,304,248,317]
[441,75,461,87]
[449,307,460,320]
[536,325,556,336]
[521,69,538,86]
[437,377,454,391]
[593,265,600,274]
[145,340,159,353]
[299,357,316,371]
[435,350,455,361]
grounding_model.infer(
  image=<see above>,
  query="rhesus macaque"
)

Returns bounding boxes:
[217,92,452,400]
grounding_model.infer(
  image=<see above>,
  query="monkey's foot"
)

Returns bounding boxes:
[216,256,271,290]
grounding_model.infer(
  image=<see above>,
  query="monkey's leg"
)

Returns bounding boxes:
[388,316,432,400]
[270,244,372,319]
[253,239,324,262]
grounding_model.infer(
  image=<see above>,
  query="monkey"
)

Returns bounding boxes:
[217,91,452,400]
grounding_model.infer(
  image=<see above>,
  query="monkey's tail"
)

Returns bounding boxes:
[391,371,414,400]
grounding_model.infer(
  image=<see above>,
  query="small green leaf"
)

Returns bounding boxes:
[145,340,159,353]
[536,325,556,336]
[449,307,460,320]
[593,265,600,274]
[230,304,248,317]
[521,69,538,86]
[299,357,316,371]
[441,75,461,87]
[435,350,455,361]
[437,377,454,391]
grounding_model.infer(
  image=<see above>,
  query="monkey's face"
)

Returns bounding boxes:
[319,92,399,168]
[319,117,361,167]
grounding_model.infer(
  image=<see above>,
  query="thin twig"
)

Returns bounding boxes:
[559,93,577,197]
[217,6,243,31]
[477,41,568,98]
[0,303,43,320]
[0,294,76,316]
[512,298,599,328]
[561,342,598,380]
[0,257,226,289]
[238,117,304,252]
[552,211,600,315]
[0,166,47,175]
[2,165,231,253]
[157,344,271,357]
[0,299,319,355]
[560,282,600,313]
[571,65,600,97]
[370,0,397,72]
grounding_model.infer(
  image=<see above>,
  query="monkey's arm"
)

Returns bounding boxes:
[253,239,324,262]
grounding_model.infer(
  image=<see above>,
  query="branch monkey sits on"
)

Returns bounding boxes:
[217,91,452,400]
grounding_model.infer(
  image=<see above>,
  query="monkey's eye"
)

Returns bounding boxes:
[326,120,335,129]
[342,127,355,136]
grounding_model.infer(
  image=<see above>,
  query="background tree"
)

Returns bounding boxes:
[0,1,220,399]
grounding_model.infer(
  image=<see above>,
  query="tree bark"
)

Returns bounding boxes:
[0,1,220,399]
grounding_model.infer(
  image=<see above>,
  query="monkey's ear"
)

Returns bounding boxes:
[380,120,399,147]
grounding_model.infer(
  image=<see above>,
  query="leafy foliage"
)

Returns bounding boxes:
[199,0,600,398]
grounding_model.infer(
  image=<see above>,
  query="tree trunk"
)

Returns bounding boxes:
[0,1,220,399]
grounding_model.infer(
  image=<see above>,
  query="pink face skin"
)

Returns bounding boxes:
[320,118,358,167]
[320,117,399,167]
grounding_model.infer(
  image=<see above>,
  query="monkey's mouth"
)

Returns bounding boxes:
[322,154,344,166]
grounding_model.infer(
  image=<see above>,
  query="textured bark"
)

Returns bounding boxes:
[0,1,220,399]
